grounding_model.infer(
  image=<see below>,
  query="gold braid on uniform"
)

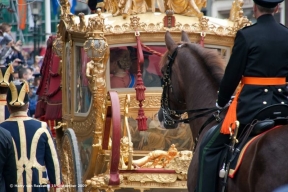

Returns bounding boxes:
[9,80,29,107]
[0,64,14,87]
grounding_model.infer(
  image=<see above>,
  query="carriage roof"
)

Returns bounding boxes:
[57,0,251,45]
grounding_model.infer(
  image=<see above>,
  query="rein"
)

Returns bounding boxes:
[160,44,221,126]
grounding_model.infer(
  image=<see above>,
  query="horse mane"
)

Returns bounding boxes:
[160,42,225,86]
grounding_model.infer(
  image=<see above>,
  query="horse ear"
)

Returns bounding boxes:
[181,31,191,43]
[165,31,176,52]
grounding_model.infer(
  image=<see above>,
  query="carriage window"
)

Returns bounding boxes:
[65,42,72,113]
[74,46,92,114]
[109,45,165,89]
[125,114,193,151]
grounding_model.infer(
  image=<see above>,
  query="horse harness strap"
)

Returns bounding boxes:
[220,77,286,135]
[193,109,224,152]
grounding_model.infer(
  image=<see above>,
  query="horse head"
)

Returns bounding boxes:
[158,30,225,139]
[158,31,190,129]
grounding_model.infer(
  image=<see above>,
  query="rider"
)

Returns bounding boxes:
[197,0,288,191]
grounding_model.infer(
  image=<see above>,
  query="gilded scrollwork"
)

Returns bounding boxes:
[86,60,106,92]
[103,16,241,36]
[127,173,178,183]
[119,95,161,110]
[73,108,97,136]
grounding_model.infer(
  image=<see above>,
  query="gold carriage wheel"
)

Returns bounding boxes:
[61,128,83,192]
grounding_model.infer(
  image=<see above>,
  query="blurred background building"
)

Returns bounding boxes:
[0,0,286,52]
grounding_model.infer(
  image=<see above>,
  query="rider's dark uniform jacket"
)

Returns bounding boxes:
[217,14,288,124]
[0,113,62,192]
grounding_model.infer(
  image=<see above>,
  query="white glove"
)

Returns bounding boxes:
[216,102,223,109]
[216,95,235,109]
[228,96,235,105]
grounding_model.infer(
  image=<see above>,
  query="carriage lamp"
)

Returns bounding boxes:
[83,33,108,60]
[52,36,64,57]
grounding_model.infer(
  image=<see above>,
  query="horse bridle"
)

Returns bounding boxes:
[160,44,221,127]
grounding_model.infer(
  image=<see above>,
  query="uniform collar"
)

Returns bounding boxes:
[257,14,276,23]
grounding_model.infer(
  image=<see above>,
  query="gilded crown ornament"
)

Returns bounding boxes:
[0,64,14,87]
[7,80,29,107]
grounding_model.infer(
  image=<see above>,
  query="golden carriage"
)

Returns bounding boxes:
[51,0,250,191]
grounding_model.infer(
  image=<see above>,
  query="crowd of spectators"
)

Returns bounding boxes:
[0,22,43,117]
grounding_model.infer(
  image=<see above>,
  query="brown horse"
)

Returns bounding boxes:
[158,31,288,192]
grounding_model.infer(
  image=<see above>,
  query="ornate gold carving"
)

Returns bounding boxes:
[66,13,77,31]
[103,15,240,36]
[59,0,71,20]
[229,0,244,22]
[86,60,106,92]
[109,0,205,18]
[131,0,148,15]
[233,10,252,31]
[72,108,97,137]
[77,13,87,32]
[119,95,134,170]
[132,144,178,168]
[127,173,178,183]
[130,16,141,30]
[59,0,249,37]
[119,136,133,170]
[61,134,76,192]
[112,0,132,19]
[87,9,105,33]
[119,95,161,109]
[85,173,110,188]
[167,0,206,18]
[230,0,252,31]
[166,150,193,180]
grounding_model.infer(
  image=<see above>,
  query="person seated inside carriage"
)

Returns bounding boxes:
[110,47,136,88]
[127,46,162,87]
